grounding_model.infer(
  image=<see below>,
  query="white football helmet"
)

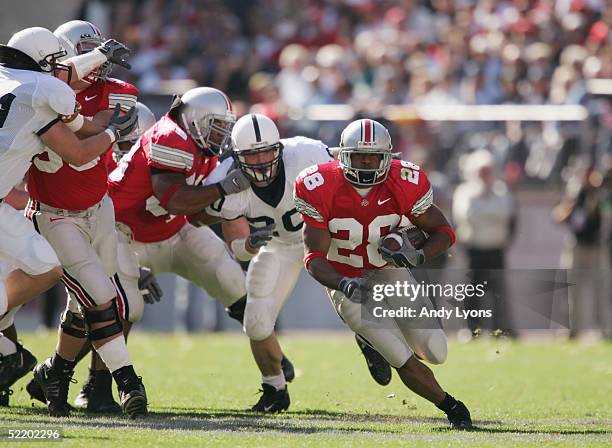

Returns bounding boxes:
[54,20,110,82]
[338,119,393,186]
[6,27,71,79]
[231,113,283,184]
[171,87,236,156]
[117,102,156,144]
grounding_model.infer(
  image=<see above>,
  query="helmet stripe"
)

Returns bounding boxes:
[364,119,372,143]
[251,114,262,142]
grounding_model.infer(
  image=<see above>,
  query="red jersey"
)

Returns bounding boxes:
[27,78,138,210]
[108,114,217,243]
[294,159,433,277]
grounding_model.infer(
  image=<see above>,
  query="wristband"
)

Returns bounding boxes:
[230,238,255,262]
[432,225,456,247]
[64,48,107,80]
[304,251,326,271]
[65,114,84,132]
[104,128,117,143]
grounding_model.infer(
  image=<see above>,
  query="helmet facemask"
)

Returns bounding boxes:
[233,142,284,184]
[339,147,392,186]
[38,48,72,83]
[187,113,235,157]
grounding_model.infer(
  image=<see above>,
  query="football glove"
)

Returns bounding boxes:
[138,267,163,304]
[378,229,425,268]
[97,39,131,70]
[107,104,138,141]
[247,223,275,249]
[338,277,370,304]
[217,168,250,196]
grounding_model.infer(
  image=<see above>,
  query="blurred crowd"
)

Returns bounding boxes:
[102,0,612,185]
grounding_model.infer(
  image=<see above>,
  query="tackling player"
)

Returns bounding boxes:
[0,25,137,381]
[294,119,473,430]
[106,87,254,372]
[23,21,148,419]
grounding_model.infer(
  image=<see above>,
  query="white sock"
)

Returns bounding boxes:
[262,373,286,391]
[95,336,131,372]
[0,333,17,355]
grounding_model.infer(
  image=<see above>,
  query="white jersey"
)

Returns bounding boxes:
[205,136,333,244]
[0,66,75,198]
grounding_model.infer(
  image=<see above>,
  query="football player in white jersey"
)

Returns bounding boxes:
[190,113,341,411]
[0,27,138,348]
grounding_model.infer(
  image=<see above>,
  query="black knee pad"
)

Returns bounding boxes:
[82,299,123,341]
[226,295,246,324]
[60,310,87,338]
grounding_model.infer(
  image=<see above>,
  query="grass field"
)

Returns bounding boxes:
[0,332,610,447]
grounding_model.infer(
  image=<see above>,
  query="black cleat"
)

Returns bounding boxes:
[113,367,148,419]
[86,371,121,414]
[0,388,12,407]
[32,358,74,417]
[26,377,46,404]
[446,400,473,430]
[119,380,147,419]
[250,383,290,413]
[355,334,392,386]
[0,343,37,390]
[281,355,295,383]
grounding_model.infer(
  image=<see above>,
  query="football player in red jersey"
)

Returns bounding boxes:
[106,86,253,377]
[25,20,148,419]
[294,119,473,430]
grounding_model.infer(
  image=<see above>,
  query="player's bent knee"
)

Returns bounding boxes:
[82,299,123,341]
[60,309,87,338]
[244,299,275,341]
[417,331,448,365]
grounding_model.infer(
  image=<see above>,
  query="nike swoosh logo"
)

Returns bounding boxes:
[263,404,275,412]
[84,95,97,101]
[378,198,391,205]
[49,217,64,222]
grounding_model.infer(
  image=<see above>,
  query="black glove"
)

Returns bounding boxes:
[107,104,138,141]
[247,224,275,250]
[138,267,163,304]
[216,168,250,196]
[97,39,131,70]
[338,277,370,304]
[378,230,425,268]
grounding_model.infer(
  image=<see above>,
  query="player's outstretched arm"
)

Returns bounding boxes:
[40,104,137,166]
[411,204,456,260]
[303,223,344,290]
[151,172,222,216]
[40,121,114,166]
[152,167,250,216]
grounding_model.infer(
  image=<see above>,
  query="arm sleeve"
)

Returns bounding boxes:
[38,76,77,116]
[108,83,139,112]
[406,169,433,220]
[146,135,194,174]
[294,173,329,229]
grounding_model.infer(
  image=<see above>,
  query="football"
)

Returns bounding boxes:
[381,226,428,251]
